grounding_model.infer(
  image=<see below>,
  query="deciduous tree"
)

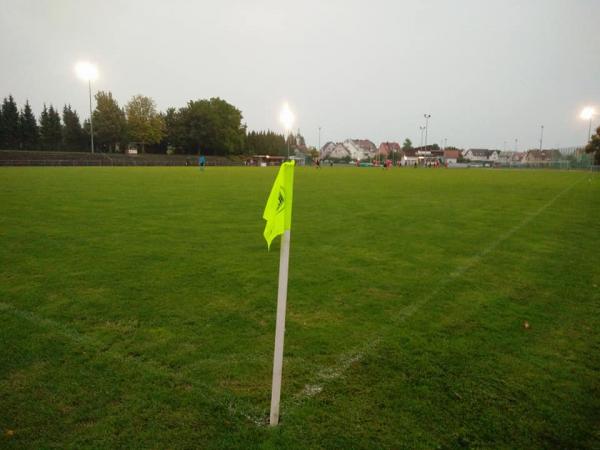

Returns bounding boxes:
[177,97,245,155]
[125,95,165,153]
[585,125,600,165]
[93,91,127,152]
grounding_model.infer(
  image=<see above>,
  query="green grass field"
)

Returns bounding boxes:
[1,167,599,449]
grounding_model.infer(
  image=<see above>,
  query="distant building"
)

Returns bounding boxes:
[353,139,378,158]
[320,142,349,159]
[512,152,526,163]
[497,151,513,164]
[320,139,378,160]
[378,142,401,158]
[524,149,562,163]
[463,149,499,162]
[401,148,419,165]
[413,145,440,153]
[496,151,527,164]
[443,149,460,164]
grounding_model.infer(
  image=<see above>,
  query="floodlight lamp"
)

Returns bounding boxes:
[580,107,595,121]
[279,102,295,132]
[75,61,99,82]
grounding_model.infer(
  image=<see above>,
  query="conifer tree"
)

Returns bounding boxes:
[40,104,62,150]
[48,105,62,149]
[0,106,3,148]
[0,95,20,149]
[39,104,49,149]
[19,100,38,149]
[62,104,84,151]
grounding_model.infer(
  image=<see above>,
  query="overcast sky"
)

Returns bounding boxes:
[1,0,598,150]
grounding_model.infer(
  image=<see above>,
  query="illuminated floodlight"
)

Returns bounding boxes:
[580,106,595,121]
[279,102,295,132]
[75,61,99,82]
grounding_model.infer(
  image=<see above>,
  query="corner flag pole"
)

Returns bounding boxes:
[269,229,291,426]
[263,160,295,426]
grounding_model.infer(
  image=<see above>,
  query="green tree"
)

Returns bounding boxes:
[162,107,183,153]
[93,91,127,152]
[177,97,245,155]
[245,130,286,156]
[19,100,38,149]
[402,138,413,150]
[1,95,20,149]
[39,104,62,150]
[125,95,166,153]
[585,125,600,165]
[62,105,85,151]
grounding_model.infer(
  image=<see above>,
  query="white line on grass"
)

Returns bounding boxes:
[290,175,585,412]
[1,175,586,427]
[0,301,265,425]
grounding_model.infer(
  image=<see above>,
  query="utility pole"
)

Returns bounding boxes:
[539,125,544,151]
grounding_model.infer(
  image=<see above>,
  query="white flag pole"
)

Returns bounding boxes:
[269,229,291,426]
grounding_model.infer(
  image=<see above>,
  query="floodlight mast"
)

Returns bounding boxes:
[279,103,295,159]
[580,107,595,143]
[75,61,99,153]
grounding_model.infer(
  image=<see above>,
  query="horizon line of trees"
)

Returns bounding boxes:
[0,93,305,157]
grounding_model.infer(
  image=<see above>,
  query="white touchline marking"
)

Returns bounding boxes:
[290,175,585,410]
[0,301,264,423]
[0,175,586,427]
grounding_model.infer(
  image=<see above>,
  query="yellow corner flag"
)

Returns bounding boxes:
[263,160,295,249]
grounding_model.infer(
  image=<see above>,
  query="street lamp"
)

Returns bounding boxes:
[279,102,295,159]
[75,61,98,153]
[423,114,431,147]
[580,106,596,143]
[539,125,544,151]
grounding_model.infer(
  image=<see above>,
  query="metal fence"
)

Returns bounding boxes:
[0,159,244,167]
[493,161,593,170]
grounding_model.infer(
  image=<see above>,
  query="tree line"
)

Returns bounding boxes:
[0,93,304,156]
[585,125,600,164]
